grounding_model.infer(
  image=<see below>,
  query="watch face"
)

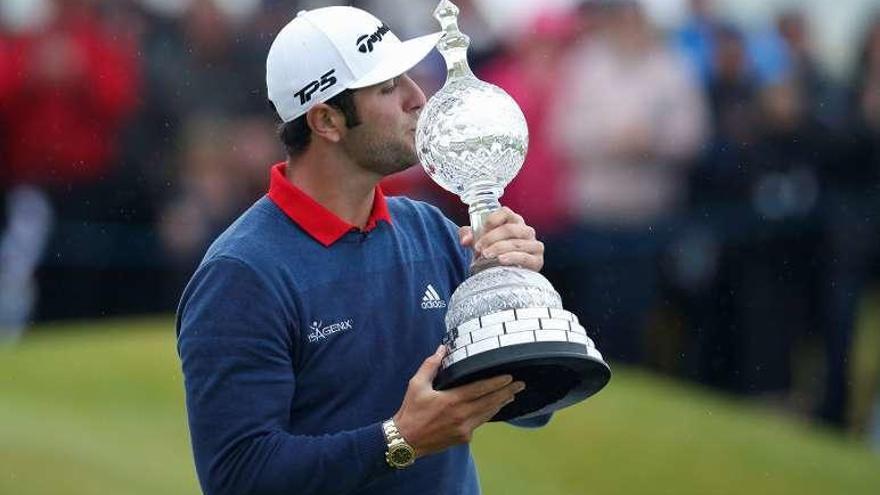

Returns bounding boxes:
[389,445,415,467]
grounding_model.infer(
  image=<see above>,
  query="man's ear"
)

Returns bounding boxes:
[305,104,346,144]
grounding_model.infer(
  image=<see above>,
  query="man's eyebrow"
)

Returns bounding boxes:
[379,77,400,91]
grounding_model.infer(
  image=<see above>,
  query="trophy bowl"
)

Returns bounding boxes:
[417,0,610,421]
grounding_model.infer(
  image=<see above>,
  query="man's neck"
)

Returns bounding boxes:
[284,152,380,229]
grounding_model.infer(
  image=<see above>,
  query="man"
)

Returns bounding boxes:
[550,0,706,363]
[177,6,548,495]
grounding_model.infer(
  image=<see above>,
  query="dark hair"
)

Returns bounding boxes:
[278,89,361,157]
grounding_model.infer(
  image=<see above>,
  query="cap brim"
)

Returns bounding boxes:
[349,32,443,89]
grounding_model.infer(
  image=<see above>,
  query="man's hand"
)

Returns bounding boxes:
[459,207,544,272]
[393,345,525,458]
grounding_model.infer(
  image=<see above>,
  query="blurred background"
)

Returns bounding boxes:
[1,0,879,493]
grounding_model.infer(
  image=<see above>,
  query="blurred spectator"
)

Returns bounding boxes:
[132,0,268,194]
[130,0,278,308]
[745,23,790,88]
[675,0,724,84]
[572,0,607,39]
[158,116,276,292]
[697,24,761,203]
[146,0,266,120]
[816,13,880,428]
[675,0,790,88]
[728,79,826,397]
[685,19,830,400]
[776,8,842,127]
[0,0,140,333]
[551,0,707,363]
[480,10,579,237]
[0,0,139,186]
[676,24,760,390]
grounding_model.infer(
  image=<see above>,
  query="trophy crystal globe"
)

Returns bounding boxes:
[416,0,611,421]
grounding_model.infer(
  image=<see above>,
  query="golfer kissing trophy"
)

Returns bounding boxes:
[416,0,611,421]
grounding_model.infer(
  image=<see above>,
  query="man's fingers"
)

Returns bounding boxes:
[448,374,513,401]
[481,239,544,259]
[467,381,525,422]
[473,396,516,428]
[412,345,446,386]
[474,223,536,253]
[482,207,524,232]
[496,251,543,272]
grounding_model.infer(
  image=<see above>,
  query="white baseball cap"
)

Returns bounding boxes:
[266,6,442,123]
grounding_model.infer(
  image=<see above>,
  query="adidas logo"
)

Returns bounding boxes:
[421,284,447,310]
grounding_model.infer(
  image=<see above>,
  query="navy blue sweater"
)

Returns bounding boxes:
[178,190,481,495]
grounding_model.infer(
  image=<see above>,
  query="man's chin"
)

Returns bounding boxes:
[384,160,417,177]
[367,145,420,177]
[396,149,420,173]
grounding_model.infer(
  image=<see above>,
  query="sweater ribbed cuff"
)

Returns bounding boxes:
[355,422,394,482]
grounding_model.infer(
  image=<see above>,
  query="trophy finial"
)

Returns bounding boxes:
[433,0,460,29]
[433,0,473,78]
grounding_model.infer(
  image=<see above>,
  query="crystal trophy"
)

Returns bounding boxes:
[415,0,611,421]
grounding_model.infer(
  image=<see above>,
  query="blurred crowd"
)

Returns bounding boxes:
[1,0,878,439]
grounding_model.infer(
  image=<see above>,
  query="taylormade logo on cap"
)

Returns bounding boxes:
[357,24,391,53]
[266,6,443,123]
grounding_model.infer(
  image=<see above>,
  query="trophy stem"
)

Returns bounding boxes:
[464,186,507,274]
[464,186,502,241]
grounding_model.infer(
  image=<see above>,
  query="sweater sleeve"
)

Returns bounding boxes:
[177,256,390,495]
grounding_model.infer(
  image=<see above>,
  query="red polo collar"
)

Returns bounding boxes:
[267,162,392,247]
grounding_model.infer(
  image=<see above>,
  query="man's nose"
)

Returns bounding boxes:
[401,75,427,113]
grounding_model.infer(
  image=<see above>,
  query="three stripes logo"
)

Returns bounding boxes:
[421,284,447,310]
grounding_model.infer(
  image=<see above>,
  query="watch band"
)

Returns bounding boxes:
[382,418,416,469]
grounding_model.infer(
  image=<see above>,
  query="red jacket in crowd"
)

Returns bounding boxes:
[0,11,140,187]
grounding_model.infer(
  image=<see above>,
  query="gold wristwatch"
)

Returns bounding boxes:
[382,418,416,469]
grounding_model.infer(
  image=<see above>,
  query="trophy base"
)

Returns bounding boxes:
[434,341,611,422]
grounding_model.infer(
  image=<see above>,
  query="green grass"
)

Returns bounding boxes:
[1,319,878,495]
